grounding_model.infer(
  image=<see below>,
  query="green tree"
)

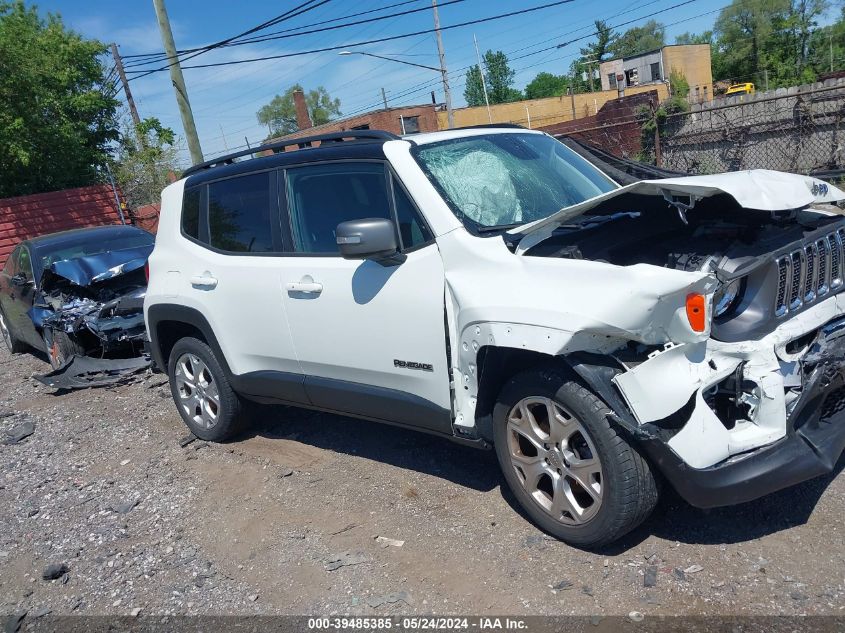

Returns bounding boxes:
[713,0,790,86]
[610,20,665,58]
[111,117,178,208]
[580,20,617,62]
[463,50,522,106]
[0,1,119,198]
[674,30,713,45]
[464,65,487,107]
[807,7,845,76]
[524,72,570,99]
[256,84,341,138]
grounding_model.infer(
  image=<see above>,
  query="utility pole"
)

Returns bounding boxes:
[381,87,389,110]
[431,0,454,128]
[152,0,203,164]
[831,30,835,73]
[474,34,492,123]
[219,124,229,151]
[111,43,142,132]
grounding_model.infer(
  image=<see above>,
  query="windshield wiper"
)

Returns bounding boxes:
[558,211,640,230]
[475,223,523,234]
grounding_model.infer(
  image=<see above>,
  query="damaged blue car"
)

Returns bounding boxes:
[0,225,154,369]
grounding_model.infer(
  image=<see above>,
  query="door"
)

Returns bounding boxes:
[1,246,39,347]
[280,162,452,431]
[178,172,306,403]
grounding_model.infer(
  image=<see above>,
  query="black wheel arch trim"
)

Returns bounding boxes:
[146,303,231,376]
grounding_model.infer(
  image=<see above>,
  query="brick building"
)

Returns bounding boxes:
[272,89,441,142]
[599,44,713,103]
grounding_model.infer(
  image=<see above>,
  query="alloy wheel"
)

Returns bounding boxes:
[0,312,11,351]
[174,353,221,429]
[507,396,603,525]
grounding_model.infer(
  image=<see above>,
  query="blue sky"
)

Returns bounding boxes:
[38,0,734,164]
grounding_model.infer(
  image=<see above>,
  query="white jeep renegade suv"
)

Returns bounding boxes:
[145,127,845,547]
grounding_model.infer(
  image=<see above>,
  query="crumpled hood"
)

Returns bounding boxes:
[509,169,845,237]
[41,245,154,290]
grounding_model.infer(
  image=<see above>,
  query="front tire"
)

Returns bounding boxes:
[493,368,658,548]
[168,337,245,441]
[42,328,84,369]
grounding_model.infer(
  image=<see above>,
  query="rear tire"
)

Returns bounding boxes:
[493,367,659,548]
[167,337,245,441]
[0,309,26,354]
[42,328,84,369]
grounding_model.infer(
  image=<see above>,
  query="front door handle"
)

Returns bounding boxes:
[285,281,323,294]
[190,274,218,289]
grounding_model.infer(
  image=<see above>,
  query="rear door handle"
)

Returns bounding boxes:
[285,281,323,294]
[190,274,218,289]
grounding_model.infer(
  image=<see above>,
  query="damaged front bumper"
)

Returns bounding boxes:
[612,295,845,508]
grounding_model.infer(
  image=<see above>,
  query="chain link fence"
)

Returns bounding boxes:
[546,78,845,182]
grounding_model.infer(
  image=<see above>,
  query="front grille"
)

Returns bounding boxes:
[776,229,845,317]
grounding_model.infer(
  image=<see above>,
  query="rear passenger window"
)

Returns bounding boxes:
[286,163,391,254]
[393,180,433,249]
[208,173,274,253]
[182,187,200,239]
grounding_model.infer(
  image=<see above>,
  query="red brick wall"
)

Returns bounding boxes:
[277,104,440,142]
[539,91,660,159]
[132,203,161,234]
[0,184,124,265]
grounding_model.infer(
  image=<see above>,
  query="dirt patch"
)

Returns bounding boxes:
[1,345,845,617]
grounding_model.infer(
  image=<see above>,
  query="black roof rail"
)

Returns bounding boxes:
[452,123,527,131]
[182,129,400,178]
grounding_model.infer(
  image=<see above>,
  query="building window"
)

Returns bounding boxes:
[650,62,661,81]
[400,115,420,135]
[625,68,639,86]
[208,172,274,253]
[351,124,370,130]
[607,73,617,89]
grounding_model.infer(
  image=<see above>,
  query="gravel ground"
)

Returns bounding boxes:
[2,343,845,619]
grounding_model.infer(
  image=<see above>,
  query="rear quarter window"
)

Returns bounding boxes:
[182,187,201,239]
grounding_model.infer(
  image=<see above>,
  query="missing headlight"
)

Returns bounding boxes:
[713,278,744,318]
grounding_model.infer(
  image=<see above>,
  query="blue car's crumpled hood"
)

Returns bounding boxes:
[42,245,154,289]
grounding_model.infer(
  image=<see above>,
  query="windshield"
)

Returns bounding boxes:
[413,133,617,230]
[39,232,154,269]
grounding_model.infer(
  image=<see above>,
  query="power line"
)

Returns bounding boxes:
[122,0,426,64]
[337,0,706,117]
[130,0,331,74]
[124,0,464,71]
[126,0,580,81]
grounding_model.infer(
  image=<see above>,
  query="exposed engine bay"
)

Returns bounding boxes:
[522,193,845,342]
[29,250,150,358]
[516,191,845,464]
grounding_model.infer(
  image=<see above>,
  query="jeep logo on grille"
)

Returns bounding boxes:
[812,182,829,196]
[394,359,433,372]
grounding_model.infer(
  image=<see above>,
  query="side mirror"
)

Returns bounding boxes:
[336,218,406,266]
[11,273,31,287]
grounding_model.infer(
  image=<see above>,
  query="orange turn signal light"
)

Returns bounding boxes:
[686,293,707,332]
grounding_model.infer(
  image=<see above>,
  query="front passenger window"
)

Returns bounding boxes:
[16,248,32,280]
[286,163,392,254]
